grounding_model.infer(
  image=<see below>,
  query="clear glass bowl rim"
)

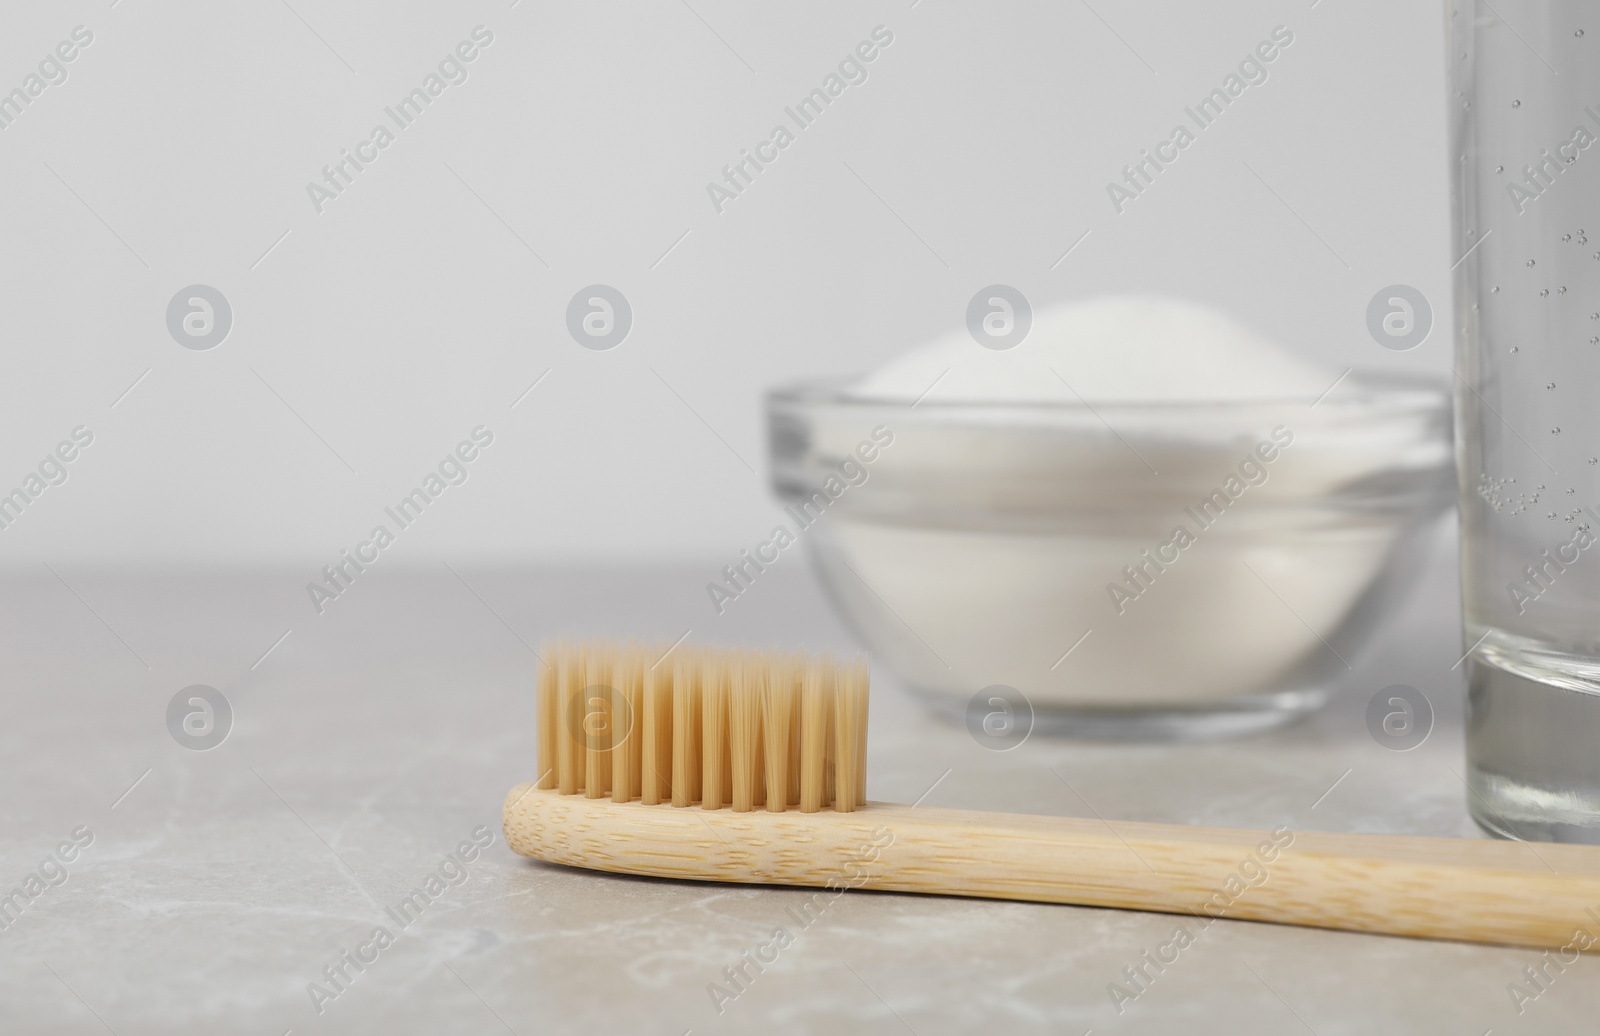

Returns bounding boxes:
[766,368,1449,424]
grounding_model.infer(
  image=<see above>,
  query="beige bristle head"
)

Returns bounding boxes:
[639,654,672,805]
[539,641,869,812]
[583,646,609,798]
[670,649,702,807]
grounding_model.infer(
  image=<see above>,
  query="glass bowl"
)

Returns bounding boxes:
[766,373,1454,739]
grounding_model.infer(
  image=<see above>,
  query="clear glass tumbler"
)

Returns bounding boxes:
[1448,1,1600,841]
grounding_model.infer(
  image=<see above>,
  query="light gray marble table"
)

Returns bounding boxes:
[2,533,1595,1035]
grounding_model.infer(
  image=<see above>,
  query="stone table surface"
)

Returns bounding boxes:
[2,540,1596,1035]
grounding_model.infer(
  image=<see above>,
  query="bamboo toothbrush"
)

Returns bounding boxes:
[503,641,1600,951]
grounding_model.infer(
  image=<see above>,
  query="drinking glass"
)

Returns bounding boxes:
[1448,0,1600,841]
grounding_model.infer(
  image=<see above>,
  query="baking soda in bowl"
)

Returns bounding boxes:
[851,295,1333,405]
[769,296,1454,736]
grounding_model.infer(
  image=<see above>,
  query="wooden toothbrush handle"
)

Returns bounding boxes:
[503,783,1600,950]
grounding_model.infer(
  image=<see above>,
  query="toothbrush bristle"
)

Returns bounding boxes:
[537,642,868,812]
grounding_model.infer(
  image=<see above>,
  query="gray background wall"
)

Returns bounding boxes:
[0,0,1452,568]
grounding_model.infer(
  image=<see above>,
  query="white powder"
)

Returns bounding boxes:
[851,295,1333,404]
[823,296,1409,711]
